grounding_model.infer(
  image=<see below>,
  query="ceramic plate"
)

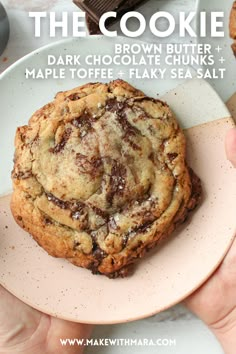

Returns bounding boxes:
[196,0,236,101]
[0,36,235,324]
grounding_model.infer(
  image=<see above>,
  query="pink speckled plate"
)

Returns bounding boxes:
[0,37,236,324]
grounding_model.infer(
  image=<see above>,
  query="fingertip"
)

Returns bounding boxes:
[225,127,236,167]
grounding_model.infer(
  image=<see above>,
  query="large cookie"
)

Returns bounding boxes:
[11,80,201,278]
[230,1,236,56]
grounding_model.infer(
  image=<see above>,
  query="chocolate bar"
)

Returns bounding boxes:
[73,0,148,34]
[86,14,101,35]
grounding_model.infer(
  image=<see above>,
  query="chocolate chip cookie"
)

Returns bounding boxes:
[11,80,201,278]
[230,1,236,56]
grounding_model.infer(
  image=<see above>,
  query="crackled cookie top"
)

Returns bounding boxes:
[11,80,200,277]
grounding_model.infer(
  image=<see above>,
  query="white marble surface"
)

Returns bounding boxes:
[0,0,231,353]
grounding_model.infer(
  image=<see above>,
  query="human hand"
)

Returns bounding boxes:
[0,285,93,354]
[185,128,236,354]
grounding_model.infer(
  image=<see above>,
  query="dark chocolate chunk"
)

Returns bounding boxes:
[93,247,107,261]
[75,153,103,177]
[167,153,178,162]
[12,170,33,180]
[106,160,126,204]
[124,220,154,244]
[90,205,109,221]
[71,111,95,138]
[148,152,155,163]
[186,167,202,211]
[51,128,72,153]
[46,193,69,209]
[106,98,125,113]
[67,92,82,101]
[71,202,87,220]
[45,193,89,226]
[43,217,53,225]
[106,264,133,278]
[106,98,141,151]
[70,200,86,213]
[73,240,81,250]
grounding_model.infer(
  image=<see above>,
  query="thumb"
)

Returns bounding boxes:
[225,128,236,167]
[0,285,42,345]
